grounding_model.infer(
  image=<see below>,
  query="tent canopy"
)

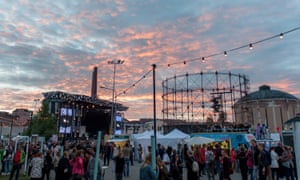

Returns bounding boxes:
[164,129,190,139]
[184,136,216,146]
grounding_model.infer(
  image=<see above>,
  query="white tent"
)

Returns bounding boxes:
[164,128,190,139]
[185,136,216,146]
[132,130,190,160]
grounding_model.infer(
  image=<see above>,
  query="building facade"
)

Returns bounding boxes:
[234,85,300,132]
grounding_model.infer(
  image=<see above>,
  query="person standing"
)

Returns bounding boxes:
[43,150,53,180]
[257,143,267,180]
[251,139,260,180]
[139,154,157,180]
[246,148,254,180]
[86,150,102,180]
[115,151,125,180]
[103,142,111,166]
[270,147,279,180]
[69,150,85,180]
[123,143,131,177]
[137,144,143,163]
[29,151,44,180]
[157,157,169,180]
[214,144,222,178]
[170,152,183,180]
[256,123,261,140]
[129,144,134,166]
[185,150,198,180]
[274,142,284,179]
[237,147,248,180]
[3,145,12,176]
[221,149,233,180]
[53,151,60,180]
[57,151,71,180]
[9,145,24,180]
[111,144,120,173]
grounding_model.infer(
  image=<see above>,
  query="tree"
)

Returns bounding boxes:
[23,99,57,139]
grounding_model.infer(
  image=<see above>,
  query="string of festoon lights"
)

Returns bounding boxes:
[115,26,300,98]
[115,68,153,98]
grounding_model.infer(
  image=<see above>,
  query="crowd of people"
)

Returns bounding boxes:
[0,137,297,180]
[0,140,105,180]
[138,140,298,180]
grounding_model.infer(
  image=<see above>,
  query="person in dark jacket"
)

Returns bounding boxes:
[157,157,169,180]
[257,143,268,180]
[186,150,198,180]
[103,142,111,166]
[56,151,71,180]
[222,149,232,180]
[237,147,248,180]
[115,151,125,180]
[43,150,53,180]
[86,149,102,180]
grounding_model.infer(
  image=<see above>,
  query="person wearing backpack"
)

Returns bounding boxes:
[9,145,24,180]
[205,146,215,179]
[186,150,198,180]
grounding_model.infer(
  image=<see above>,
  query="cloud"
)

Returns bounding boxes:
[0,0,300,120]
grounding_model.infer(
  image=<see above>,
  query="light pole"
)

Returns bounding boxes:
[100,85,115,135]
[107,59,124,135]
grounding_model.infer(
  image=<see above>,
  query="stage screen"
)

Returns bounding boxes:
[59,126,72,134]
[61,108,73,116]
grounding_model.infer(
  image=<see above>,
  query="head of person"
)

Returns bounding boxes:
[118,150,124,158]
[144,154,152,165]
[258,143,264,151]
[188,150,194,157]
[222,149,229,157]
[251,139,257,147]
[63,151,69,158]
[240,147,245,152]
[156,156,164,166]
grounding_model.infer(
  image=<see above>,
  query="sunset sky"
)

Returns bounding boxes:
[0,1,300,120]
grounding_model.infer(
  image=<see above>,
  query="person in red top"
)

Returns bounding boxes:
[69,150,85,180]
[9,146,22,180]
[230,148,236,173]
[200,144,206,175]
[193,146,201,177]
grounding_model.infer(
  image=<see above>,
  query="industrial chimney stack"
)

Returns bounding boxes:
[91,66,98,99]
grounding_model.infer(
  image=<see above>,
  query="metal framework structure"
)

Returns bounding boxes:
[162,71,250,124]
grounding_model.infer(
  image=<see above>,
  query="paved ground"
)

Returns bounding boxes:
[102,161,242,180]
[0,161,243,180]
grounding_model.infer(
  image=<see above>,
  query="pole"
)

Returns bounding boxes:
[93,131,102,180]
[9,118,13,142]
[151,136,157,172]
[152,64,157,170]
[110,63,116,135]
[24,137,29,175]
[294,121,300,179]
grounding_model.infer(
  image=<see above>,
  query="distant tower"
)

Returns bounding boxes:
[91,66,98,99]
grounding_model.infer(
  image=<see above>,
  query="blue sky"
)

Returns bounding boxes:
[0,0,300,120]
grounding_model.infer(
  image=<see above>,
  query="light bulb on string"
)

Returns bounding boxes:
[249,43,253,50]
[202,57,205,63]
[224,51,227,57]
[279,33,284,39]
